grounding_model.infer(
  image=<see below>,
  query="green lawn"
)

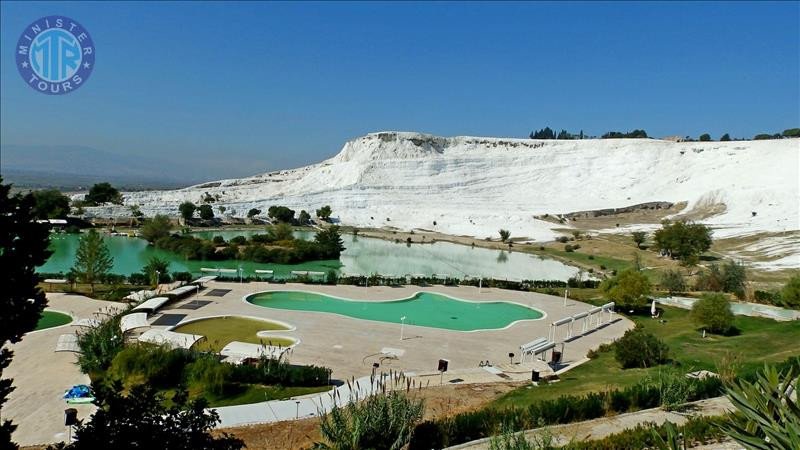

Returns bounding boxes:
[543,249,632,273]
[171,316,295,352]
[202,384,330,407]
[35,311,72,330]
[493,305,800,409]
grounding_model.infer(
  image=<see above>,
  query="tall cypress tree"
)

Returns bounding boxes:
[0,179,52,449]
[71,229,114,294]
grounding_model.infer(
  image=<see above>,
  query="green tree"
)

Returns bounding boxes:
[499,229,511,243]
[314,226,346,259]
[632,231,647,249]
[246,208,261,218]
[699,133,711,142]
[139,215,173,243]
[315,205,332,221]
[71,229,114,294]
[691,293,734,334]
[721,260,747,299]
[178,202,196,221]
[142,257,170,285]
[85,182,123,205]
[722,363,800,450]
[267,222,294,241]
[780,274,800,308]
[129,205,144,219]
[315,391,424,450]
[660,269,686,295]
[298,210,311,225]
[31,189,71,219]
[613,327,670,369]
[782,128,800,138]
[50,382,243,450]
[268,205,295,223]
[720,133,731,141]
[198,204,214,220]
[653,220,712,265]
[0,179,52,449]
[601,269,652,308]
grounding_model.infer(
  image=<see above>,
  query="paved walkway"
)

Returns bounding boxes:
[4,294,126,447]
[447,396,735,449]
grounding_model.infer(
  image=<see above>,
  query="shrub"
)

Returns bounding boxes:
[172,271,193,282]
[140,215,173,243]
[316,391,424,450]
[691,293,734,334]
[109,344,190,388]
[779,274,800,307]
[613,327,669,369]
[212,235,225,245]
[660,269,686,295]
[230,235,247,245]
[186,354,234,395]
[499,229,511,242]
[564,244,574,252]
[76,311,125,374]
[556,236,569,244]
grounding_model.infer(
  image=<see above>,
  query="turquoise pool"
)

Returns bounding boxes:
[246,291,544,331]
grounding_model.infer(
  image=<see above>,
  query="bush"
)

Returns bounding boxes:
[613,327,669,369]
[186,354,234,395]
[600,269,651,308]
[556,236,569,244]
[140,215,173,243]
[779,274,800,308]
[660,269,686,294]
[564,244,574,252]
[109,344,190,388]
[76,311,125,374]
[691,293,734,334]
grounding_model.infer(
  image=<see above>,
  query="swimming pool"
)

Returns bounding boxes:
[245,291,544,331]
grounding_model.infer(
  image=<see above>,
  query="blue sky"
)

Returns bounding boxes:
[1,1,798,179]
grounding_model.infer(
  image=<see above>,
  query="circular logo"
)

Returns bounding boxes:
[15,16,95,95]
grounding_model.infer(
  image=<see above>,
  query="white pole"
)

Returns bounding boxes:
[400,316,406,341]
[563,289,568,307]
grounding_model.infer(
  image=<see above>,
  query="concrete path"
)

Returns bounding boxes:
[3,294,125,447]
[447,396,735,449]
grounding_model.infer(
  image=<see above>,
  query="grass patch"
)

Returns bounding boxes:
[172,316,294,352]
[493,305,800,409]
[198,384,329,407]
[35,310,72,330]
[543,248,632,273]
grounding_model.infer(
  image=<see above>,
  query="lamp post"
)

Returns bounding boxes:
[238,265,243,284]
[155,270,160,292]
[400,316,406,341]
[563,288,568,307]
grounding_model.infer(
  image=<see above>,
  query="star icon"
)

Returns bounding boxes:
[83,62,91,69]
[21,61,28,68]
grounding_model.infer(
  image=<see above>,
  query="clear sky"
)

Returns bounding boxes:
[1,1,798,179]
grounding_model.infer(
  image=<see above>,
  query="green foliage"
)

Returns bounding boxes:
[720,133,731,141]
[298,210,311,224]
[488,421,553,450]
[783,128,800,138]
[109,344,190,388]
[631,231,647,248]
[31,189,71,219]
[186,354,234,396]
[613,327,670,368]
[315,391,424,450]
[316,205,332,221]
[691,293,735,335]
[50,381,243,450]
[530,127,556,139]
[246,208,261,218]
[556,417,726,450]
[84,182,122,205]
[76,311,124,374]
[141,256,170,285]
[694,260,747,298]
[499,229,511,242]
[268,205,295,223]
[754,133,782,140]
[267,222,294,241]
[653,220,712,265]
[326,269,338,285]
[71,229,114,292]
[780,274,800,308]
[178,201,196,221]
[409,375,721,449]
[723,363,800,450]
[600,269,651,308]
[601,129,648,139]
[660,269,686,294]
[314,226,346,259]
[0,180,53,448]
[699,133,711,141]
[140,214,173,243]
[198,204,214,220]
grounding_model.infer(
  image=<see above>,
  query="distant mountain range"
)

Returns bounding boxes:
[0,145,209,190]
